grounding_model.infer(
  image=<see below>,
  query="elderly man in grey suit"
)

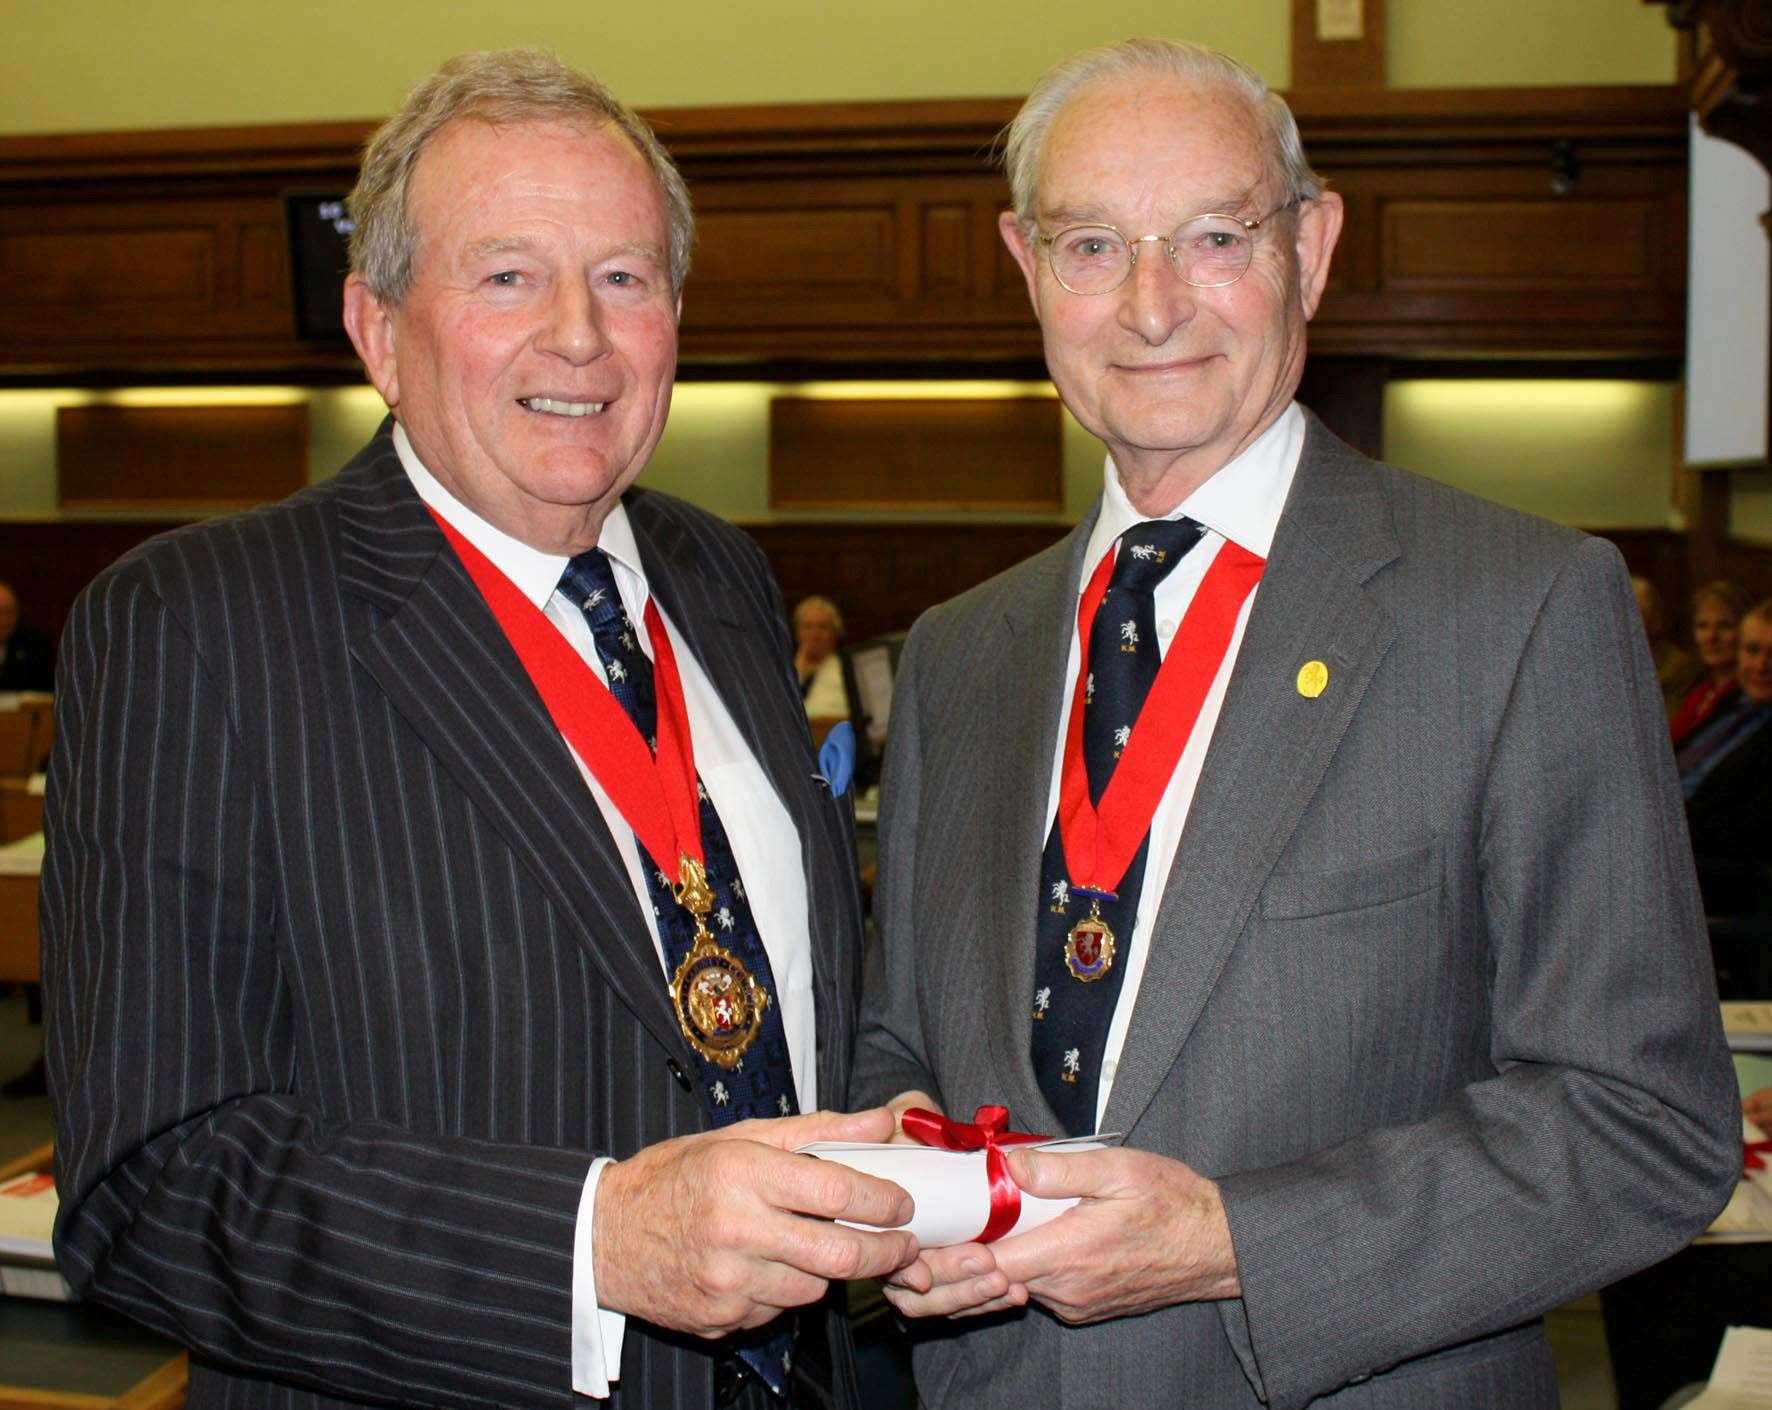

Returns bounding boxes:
[854,37,1739,1409]
[46,50,916,1410]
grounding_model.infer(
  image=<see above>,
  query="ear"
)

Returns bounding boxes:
[998,210,1042,308]
[343,273,400,409]
[1293,191,1344,322]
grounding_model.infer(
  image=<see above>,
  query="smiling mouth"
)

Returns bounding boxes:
[1115,356,1213,374]
[519,397,607,417]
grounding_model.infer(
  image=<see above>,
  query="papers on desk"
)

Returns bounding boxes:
[1724,1004,1772,1054]
[1685,1325,1772,1409]
[0,1169,70,1301]
[0,831,43,876]
[1703,1118,1772,1244]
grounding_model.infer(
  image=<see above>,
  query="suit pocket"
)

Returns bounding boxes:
[1258,838,1444,921]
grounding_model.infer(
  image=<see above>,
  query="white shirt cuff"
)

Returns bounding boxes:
[572,1156,627,1398]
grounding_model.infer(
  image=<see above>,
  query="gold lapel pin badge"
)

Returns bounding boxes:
[1296,660,1329,699]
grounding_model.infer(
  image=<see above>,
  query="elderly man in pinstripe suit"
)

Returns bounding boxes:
[45,50,915,1410]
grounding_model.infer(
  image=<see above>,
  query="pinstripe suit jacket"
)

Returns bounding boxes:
[854,415,1740,1409]
[44,427,866,1409]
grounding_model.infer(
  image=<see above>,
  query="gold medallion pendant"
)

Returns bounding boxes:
[1063,897,1116,982]
[668,856,767,1067]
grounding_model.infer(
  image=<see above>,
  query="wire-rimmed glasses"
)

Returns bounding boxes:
[1036,202,1299,294]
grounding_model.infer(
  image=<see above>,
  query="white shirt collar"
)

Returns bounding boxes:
[1083,401,1304,572]
[393,422,648,610]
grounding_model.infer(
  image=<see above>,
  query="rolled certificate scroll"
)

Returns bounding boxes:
[799,1105,1110,1248]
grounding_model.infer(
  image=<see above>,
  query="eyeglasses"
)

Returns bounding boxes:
[1036,201,1300,295]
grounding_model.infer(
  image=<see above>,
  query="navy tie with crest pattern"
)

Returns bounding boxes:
[557,548,799,1398]
[1030,518,1205,1134]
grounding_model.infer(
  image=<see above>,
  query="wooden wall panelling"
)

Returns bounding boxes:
[1296,356,1390,459]
[769,396,1062,511]
[56,403,307,509]
[746,520,1071,644]
[1300,86,1690,356]
[0,519,191,645]
[0,124,366,378]
[1291,0,1387,90]
[1718,534,1772,605]
[680,174,1040,360]
[0,88,1694,377]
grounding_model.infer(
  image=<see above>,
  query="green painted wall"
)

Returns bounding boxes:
[1389,0,1673,88]
[0,0,1285,135]
[0,0,1673,137]
[1382,379,1680,529]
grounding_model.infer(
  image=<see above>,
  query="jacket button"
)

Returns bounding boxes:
[666,1058,692,1092]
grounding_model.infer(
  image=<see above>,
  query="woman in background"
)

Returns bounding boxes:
[794,594,852,719]
[1671,580,1750,746]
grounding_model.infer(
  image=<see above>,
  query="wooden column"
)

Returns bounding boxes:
[1291,0,1386,90]
[1653,0,1772,575]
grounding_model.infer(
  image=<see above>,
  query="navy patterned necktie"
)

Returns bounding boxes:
[1030,518,1205,1134]
[557,549,799,1397]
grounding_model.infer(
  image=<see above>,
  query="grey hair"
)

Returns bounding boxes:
[793,596,845,636]
[347,48,695,302]
[1689,579,1751,623]
[1002,37,1323,227]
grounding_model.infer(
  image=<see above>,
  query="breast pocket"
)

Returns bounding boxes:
[1258,839,1444,922]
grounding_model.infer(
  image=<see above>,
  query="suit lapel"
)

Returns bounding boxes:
[1103,420,1401,1135]
[333,436,686,1058]
[983,518,1100,1134]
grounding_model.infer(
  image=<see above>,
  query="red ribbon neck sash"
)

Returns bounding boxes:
[1058,538,1265,896]
[427,509,704,877]
[902,1105,1048,1244]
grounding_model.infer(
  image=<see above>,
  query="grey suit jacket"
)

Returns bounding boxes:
[45,428,866,1409]
[854,415,1739,1409]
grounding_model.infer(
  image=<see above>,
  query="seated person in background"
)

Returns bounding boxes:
[1672,580,1750,747]
[1635,574,1701,712]
[794,594,854,719]
[1683,598,1772,915]
[0,581,53,692]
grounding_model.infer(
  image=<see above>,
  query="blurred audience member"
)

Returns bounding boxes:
[1634,575,1701,711]
[794,595,853,719]
[1682,599,1772,915]
[0,581,52,692]
[1672,581,1750,747]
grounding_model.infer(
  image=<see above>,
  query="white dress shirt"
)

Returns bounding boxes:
[395,426,817,1398]
[1040,404,1305,1128]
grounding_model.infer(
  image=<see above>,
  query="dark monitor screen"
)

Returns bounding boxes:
[284,192,354,344]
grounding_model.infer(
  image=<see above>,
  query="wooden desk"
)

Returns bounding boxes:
[0,697,52,778]
[0,1146,188,1410]
[0,781,43,844]
[0,841,40,985]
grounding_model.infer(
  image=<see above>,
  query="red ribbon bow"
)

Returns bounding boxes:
[900,1105,1049,1244]
[1745,1139,1772,1174]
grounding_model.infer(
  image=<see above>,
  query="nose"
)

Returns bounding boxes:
[1116,239,1197,346]
[537,277,609,365]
